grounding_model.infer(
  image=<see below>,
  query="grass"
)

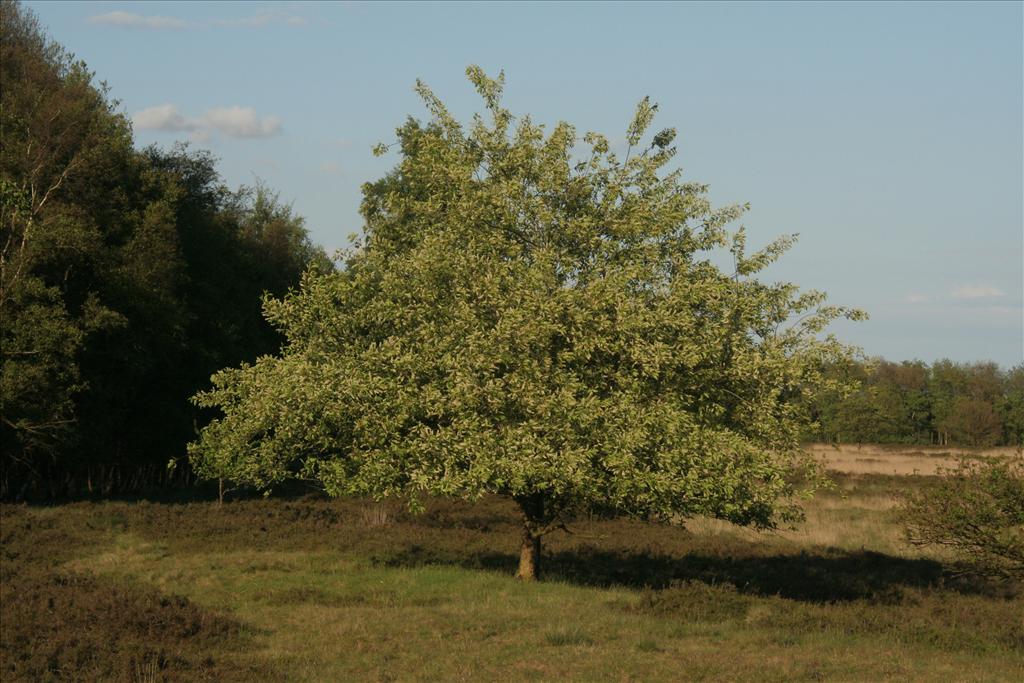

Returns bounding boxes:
[807,442,1020,476]
[2,447,1023,681]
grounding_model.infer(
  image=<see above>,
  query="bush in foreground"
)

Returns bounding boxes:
[902,457,1024,577]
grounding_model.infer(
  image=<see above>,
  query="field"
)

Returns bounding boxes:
[2,445,1022,682]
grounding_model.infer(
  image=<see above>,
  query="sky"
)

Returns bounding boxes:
[26,1,1024,367]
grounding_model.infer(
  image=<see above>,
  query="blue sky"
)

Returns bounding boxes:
[27,1,1024,366]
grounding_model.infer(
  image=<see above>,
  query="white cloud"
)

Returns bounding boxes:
[87,11,187,30]
[950,284,1007,300]
[204,107,282,138]
[133,104,198,132]
[133,105,281,140]
[905,292,929,304]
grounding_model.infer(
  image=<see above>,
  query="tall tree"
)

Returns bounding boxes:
[1,1,329,496]
[1,0,136,486]
[190,68,863,580]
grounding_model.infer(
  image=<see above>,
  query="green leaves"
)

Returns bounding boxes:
[191,68,861,529]
[626,96,657,147]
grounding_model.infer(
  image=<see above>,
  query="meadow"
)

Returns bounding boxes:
[2,445,1022,682]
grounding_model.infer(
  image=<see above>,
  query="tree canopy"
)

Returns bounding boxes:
[190,67,863,579]
[808,358,1023,447]
[0,0,328,498]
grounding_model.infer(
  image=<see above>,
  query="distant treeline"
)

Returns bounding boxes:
[807,359,1023,448]
[0,2,330,498]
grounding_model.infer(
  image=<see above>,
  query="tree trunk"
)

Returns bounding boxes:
[514,493,546,581]
[516,527,542,581]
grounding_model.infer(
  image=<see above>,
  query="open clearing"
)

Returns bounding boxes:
[809,442,1020,476]
[2,446,1022,682]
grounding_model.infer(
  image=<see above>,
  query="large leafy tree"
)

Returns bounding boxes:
[191,68,862,580]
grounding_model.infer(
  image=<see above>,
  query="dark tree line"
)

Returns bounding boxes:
[0,1,330,498]
[808,358,1023,448]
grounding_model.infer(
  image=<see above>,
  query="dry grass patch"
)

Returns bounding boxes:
[807,443,1019,476]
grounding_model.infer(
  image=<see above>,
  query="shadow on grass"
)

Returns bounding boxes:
[375,544,995,604]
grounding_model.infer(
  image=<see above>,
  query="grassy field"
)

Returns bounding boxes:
[806,442,1018,476]
[2,445,1022,682]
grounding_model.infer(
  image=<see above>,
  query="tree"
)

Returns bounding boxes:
[999,366,1024,448]
[190,68,863,580]
[874,360,932,443]
[808,358,874,444]
[929,359,965,445]
[1,0,137,487]
[1,1,329,497]
[939,396,1003,448]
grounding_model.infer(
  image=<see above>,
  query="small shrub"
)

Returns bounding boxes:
[901,457,1024,577]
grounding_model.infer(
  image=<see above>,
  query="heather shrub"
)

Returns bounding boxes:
[902,457,1024,577]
